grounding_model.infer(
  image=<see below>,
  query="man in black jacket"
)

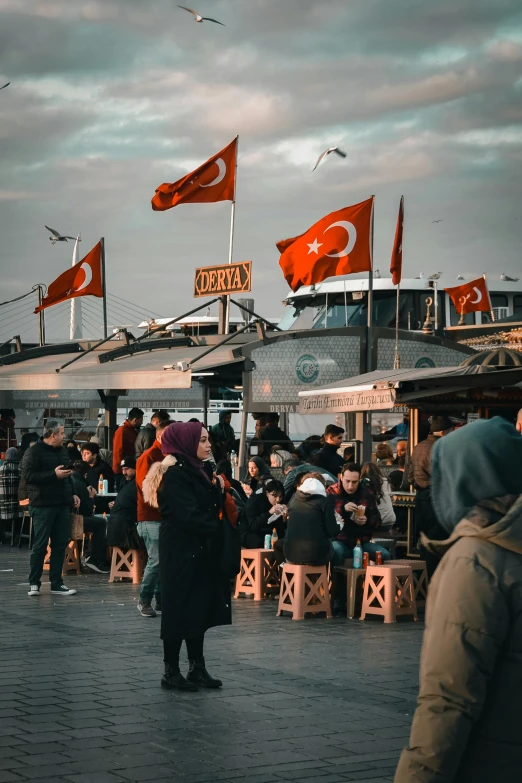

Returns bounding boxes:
[23,420,80,597]
[70,464,110,574]
[81,441,114,492]
[310,424,345,477]
[107,457,142,550]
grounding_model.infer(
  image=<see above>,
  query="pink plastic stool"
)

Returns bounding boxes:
[277,563,332,621]
[234,549,279,600]
[384,560,428,609]
[360,564,418,623]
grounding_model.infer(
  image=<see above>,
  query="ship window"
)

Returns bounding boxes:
[491,294,508,309]
[514,296,522,317]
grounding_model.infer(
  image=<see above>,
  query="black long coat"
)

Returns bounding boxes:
[157,459,232,641]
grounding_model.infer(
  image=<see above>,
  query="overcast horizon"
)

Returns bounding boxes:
[1,0,522,340]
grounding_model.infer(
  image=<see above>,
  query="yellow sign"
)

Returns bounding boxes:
[194,261,252,298]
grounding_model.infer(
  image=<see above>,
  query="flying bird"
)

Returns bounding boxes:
[0,82,10,90]
[45,226,77,244]
[177,6,225,24]
[432,219,443,223]
[312,146,347,172]
[501,273,520,282]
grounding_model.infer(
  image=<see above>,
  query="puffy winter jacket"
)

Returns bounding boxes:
[21,439,74,508]
[395,494,522,783]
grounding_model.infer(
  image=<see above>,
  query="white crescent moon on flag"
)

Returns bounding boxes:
[200,157,226,188]
[75,262,92,292]
[323,220,357,257]
[469,287,482,304]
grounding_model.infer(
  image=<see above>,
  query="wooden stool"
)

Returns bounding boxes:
[334,566,366,619]
[277,563,332,621]
[108,547,144,584]
[43,540,81,576]
[234,549,280,600]
[384,560,428,609]
[360,564,418,623]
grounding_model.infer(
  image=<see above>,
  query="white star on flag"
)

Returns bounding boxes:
[307,238,322,254]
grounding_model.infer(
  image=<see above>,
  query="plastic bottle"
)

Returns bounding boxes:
[271,527,278,549]
[353,539,363,569]
[103,479,108,495]
[230,450,237,468]
[98,474,104,495]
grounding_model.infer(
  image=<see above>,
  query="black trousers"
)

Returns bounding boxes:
[415,488,447,580]
[163,637,204,668]
[82,516,107,563]
[28,505,70,588]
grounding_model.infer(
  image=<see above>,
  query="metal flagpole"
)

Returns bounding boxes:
[223,135,239,335]
[37,285,45,346]
[393,283,400,369]
[366,196,375,373]
[69,233,82,340]
[100,237,108,338]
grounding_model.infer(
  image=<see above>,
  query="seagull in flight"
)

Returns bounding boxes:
[45,226,77,244]
[0,82,10,90]
[312,146,347,172]
[178,6,225,25]
[432,219,443,223]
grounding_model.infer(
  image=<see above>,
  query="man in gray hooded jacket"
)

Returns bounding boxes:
[395,417,522,783]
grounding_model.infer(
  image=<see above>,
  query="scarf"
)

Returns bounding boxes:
[160,421,210,482]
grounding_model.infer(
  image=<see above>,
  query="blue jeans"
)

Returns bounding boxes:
[137,522,160,604]
[331,540,392,567]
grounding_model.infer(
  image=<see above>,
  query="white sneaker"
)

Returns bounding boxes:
[28,585,40,596]
[50,585,77,596]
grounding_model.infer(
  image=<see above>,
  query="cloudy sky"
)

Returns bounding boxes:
[0,0,521,340]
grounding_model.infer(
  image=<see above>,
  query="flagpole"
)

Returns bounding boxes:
[223,135,239,335]
[100,237,108,338]
[37,285,45,346]
[393,283,400,369]
[366,196,375,373]
[485,273,494,322]
[69,233,82,341]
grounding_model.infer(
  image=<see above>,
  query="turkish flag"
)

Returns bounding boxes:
[35,242,103,312]
[151,137,237,211]
[444,277,492,315]
[277,197,373,291]
[390,195,404,286]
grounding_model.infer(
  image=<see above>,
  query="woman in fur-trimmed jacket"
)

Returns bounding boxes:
[143,421,232,693]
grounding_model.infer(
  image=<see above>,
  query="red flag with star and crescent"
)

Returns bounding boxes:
[444,277,492,315]
[151,137,237,211]
[390,195,404,286]
[35,242,103,313]
[277,197,374,291]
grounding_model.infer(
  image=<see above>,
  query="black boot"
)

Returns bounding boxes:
[161,664,198,691]
[187,658,222,688]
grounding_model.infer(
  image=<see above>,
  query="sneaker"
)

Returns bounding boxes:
[137,602,156,618]
[50,585,77,596]
[153,597,162,615]
[28,585,40,597]
[84,558,110,574]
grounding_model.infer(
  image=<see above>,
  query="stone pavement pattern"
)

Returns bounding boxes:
[0,547,423,783]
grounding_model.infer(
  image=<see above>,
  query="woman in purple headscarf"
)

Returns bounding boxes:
[143,421,232,691]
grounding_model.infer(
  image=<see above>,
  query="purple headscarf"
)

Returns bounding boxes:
[160,421,210,481]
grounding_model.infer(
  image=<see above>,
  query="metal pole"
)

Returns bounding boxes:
[37,285,45,347]
[433,280,439,330]
[237,399,248,481]
[393,283,400,369]
[100,237,108,338]
[366,196,375,372]
[70,234,82,340]
[224,136,239,335]
[344,280,348,326]
[324,292,328,329]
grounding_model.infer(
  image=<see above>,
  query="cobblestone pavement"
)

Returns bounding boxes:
[0,547,423,783]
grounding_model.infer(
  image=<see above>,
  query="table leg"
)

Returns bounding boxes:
[347,572,357,619]
[253,551,263,601]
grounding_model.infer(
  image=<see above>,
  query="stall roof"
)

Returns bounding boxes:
[298,364,522,414]
[0,341,243,391]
